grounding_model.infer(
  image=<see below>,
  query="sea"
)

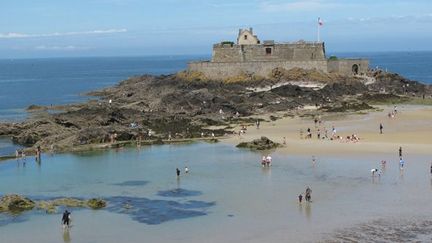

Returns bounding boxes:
[0,52,432,242]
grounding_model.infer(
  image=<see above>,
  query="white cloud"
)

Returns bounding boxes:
[260,0,336,12]
[34,45,89,51]
[0,29,127,39]
[344,14,432,24]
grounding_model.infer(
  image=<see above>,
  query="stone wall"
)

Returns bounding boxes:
[328,59,369,76]
[212,42,326,63]
[188,60,329,80]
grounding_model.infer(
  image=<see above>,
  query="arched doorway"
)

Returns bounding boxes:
[352,64,359,75]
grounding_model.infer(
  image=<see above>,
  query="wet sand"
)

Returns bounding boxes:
[225,105,432,156]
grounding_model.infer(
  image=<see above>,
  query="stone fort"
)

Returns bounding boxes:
[188,28,369,80]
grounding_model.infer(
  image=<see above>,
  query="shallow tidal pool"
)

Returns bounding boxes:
[1,142,432,242]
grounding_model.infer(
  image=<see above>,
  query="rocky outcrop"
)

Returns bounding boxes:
[0,70,430,155]
[0,194,36,214]
[0,195,107,214]
[87,198,107,209]
[237,136,281,150]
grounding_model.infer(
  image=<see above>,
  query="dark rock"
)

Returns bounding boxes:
[237,136,281,150]
[87,198,107,209]
[0,194,35,214]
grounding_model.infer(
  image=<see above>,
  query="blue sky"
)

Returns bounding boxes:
[1,0,432,58]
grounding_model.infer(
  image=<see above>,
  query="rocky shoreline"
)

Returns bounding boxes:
[0,68,431,157]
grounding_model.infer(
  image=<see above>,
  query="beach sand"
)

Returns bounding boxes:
[224,105,432,156]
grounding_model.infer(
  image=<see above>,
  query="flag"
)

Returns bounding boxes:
[318,17,323,26]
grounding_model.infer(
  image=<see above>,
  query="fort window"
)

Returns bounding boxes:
[244,35,248,40]
[265,48,272,55]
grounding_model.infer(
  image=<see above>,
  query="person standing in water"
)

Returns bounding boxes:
[305,187,312,202]
[399,146,403,157]
[176,168,181,177]
[399,158,405,169]
[62,210,71,228]
[184,166,189,174]
[430,162,432,174]
[298,194,303,203]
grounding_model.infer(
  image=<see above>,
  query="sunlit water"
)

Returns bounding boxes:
[1,142,431,242]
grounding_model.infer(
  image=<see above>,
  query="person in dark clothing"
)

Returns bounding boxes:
[176,168,180,177]
[305,187,312,202]
[298,194,303,203]
[399,147,402,157]
[379,123,383,134]
[62,210,71,228]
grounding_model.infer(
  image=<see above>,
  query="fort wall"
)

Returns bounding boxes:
[328,59,369,76]
[188,60,329,80]
[212,42,326,63]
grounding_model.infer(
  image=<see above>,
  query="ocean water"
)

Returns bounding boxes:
[0,143,432,242]
[332,51,432,84]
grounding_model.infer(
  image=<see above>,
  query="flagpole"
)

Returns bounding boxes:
[317,17,320,43]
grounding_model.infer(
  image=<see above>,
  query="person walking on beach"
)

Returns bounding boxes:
[176,168,181,177]
[62,210,71,228]
[399,146,403,157]
[379,123,383,134]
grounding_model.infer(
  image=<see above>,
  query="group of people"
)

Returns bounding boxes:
[176,166,189,177]
[298,186,312,203]
[371,147,407,178]
[387,106,398,119]
[261,155,272,167]
[301,125,361,143]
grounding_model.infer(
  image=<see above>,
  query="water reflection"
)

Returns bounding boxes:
[62,229,71,243]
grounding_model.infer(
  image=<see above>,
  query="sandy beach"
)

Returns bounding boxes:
[224,105,432,156]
